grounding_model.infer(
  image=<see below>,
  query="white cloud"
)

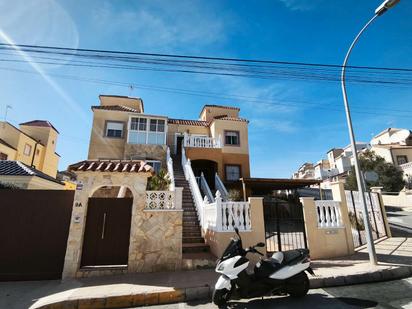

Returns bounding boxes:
[278,0,325,11]
[91,1,226,50]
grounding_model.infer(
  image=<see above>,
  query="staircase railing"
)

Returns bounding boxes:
[181,146,204,223]
[200,172,215,203]
[166,147,175,191]
[215,173,228,201]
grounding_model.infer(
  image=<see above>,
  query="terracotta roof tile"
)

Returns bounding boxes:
[91,105,140,113]
[68,160,154,174]
[213,115,249,123]
[19,120,59,133]
[168,118,209,127]
[0,161,63,185]
[203,104,240,111]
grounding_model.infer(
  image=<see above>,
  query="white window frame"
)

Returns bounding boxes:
[23,143,32,156]
[127,115,167,145]
[105,121,124,138]
[146,160,162,174]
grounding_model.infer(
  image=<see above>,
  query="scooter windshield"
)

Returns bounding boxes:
[221,238,243,261]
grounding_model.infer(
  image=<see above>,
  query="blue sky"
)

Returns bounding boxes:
[0,0,411,177]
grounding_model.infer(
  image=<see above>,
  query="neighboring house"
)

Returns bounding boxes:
[0,120,60,177]
[293,142,370,188]
[88,95,250,190]
[0,160,64,189]
[371,128,412,179]
[57,170,77,190]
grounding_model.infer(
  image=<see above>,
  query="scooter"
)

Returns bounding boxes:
[213,228,314,307]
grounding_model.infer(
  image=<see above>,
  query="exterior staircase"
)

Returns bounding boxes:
[172,155,212,256]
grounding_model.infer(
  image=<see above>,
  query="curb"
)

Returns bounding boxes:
[34,266,412,309]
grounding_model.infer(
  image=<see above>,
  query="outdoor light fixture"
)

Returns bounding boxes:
[375,0,400,15]
[341,0,400,265]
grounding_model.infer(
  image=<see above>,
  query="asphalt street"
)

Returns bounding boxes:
[141,277,412,308]
[386,206,412,237]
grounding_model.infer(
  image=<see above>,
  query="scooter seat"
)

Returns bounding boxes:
[282,249,309,264]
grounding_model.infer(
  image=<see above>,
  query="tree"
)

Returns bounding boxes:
[345,150,405,192]
[147,168,171,191]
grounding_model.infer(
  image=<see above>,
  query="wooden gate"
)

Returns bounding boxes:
[0,190,74,281]
[264,194,307,252]
[344,190,388,248]
[81,198,132,267]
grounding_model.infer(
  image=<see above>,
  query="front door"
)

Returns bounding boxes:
[176,136,184,157]
[81,198,132,267]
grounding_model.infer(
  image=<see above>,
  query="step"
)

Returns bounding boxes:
[182,243,210,254]
[182,232,202,237]
[183,237,205,243]
[181,252,217,270]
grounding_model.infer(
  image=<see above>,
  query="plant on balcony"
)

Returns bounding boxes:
[227,189,241,201]
[147,168,171,191]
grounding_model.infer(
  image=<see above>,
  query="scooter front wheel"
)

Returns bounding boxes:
[212,288,232,307]
[286,272,309,298]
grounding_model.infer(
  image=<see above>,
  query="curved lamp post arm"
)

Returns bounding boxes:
[340,14,379,265]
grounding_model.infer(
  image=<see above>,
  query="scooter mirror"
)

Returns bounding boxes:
[256,242,265,247]
[234,227,240,236]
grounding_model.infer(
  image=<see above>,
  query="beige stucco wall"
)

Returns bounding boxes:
[199,106,239,122]
[0,175,63,190]
[209,119,249,155]
[0,143,16,160]
[62,171,182,279]
[204,197,266,264]
[99,95,144,112]
[381,190,412,207]
[371,146,412,167]
[300,197,354,259]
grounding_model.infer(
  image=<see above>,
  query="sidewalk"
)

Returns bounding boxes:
[0,237,410,309]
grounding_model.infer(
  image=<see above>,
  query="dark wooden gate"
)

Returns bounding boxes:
[0,190,74,281]
[264,194,307,252]
[81,198,132,267]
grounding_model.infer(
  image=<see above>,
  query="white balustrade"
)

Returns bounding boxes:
[315,200,342,228]
[215,172,229,201]
[399,162,412,171]
[200,172,215,203]
[146,191,175,210]
[183,133,221,148]
[166,147,175,191]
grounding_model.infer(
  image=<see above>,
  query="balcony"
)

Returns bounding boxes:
[399,162,412,173]
[183,133,221,149]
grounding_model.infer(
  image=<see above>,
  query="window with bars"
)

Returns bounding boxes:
[397,155,408,165]
[224,131,240,146]
[225,165,241,181]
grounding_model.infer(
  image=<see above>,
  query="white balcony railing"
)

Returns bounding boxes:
[399,162,412,172]
[215,173,229,201]
[315,200,342,228]
[205,191,251,232]
[183,133,221,148]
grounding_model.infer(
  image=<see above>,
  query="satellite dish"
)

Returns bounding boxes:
[364,171,379,182]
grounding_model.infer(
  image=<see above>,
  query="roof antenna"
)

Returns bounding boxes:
[3,105,12,124]
[129,85,134,97]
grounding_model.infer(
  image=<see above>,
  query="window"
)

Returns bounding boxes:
[225,131,240,146]
[129,117,166,145]
[0,152,7,160]
[225,165,241,181]
[146,160,162,174]
[106,121,123,138]
[397,155,408,165]
[23,144,32,156]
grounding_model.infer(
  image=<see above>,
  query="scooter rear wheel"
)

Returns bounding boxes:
[212,288,232,307]
[286,272,309,298]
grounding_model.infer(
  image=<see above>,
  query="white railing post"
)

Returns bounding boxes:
[174,187,183,210]
[215,191,223,231]
[215,173,229,201]
[315,201,343,228]
[166,147,175,191]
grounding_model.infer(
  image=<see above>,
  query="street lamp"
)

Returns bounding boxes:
[341,0,400,265]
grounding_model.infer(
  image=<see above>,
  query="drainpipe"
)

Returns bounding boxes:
[31,140,40,168]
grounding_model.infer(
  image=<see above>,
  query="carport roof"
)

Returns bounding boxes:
[68,160,154,174]
[240,177,320,190]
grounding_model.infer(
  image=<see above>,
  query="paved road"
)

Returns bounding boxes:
[143,277,412,308]
[386,206,412,237]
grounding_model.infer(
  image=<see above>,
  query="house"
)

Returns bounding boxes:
[371,128,412,179]
[87,95,250,190]
[0,120,60,178]
[292,162,315,179]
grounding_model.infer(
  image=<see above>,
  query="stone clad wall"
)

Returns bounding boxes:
[62,171,182,279]
[130,210,182,272]
[124,144,167,166]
